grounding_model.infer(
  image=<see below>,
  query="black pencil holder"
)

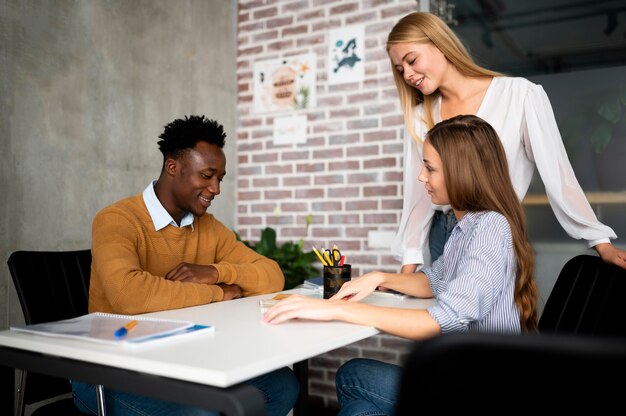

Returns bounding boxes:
[323,264,351,299]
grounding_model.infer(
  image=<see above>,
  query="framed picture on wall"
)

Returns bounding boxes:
[327,25,365,85]
[252,53,317,114]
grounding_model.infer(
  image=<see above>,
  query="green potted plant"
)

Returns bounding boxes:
[560,83,626,191]
[236,214,320,290]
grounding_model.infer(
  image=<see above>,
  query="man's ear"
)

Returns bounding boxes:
[164,158,178,177]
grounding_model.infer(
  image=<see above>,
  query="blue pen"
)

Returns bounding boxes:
[114,320,137,338]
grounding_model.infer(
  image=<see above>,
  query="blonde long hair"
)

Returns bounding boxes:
[386,12,502,142]
[426,115,538,332]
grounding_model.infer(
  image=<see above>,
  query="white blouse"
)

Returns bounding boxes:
[391,76,617,267]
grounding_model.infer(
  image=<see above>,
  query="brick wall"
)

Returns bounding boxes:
[236,0,419,409]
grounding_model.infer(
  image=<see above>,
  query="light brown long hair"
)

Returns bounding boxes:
[426,115,538,332]
[386,12,502,142]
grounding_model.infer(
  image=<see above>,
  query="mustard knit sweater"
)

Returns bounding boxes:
[89,193,284,314]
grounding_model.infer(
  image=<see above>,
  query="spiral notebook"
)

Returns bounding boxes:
[10,312,214,346]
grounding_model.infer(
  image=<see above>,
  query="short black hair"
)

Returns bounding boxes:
[157,115,226,160]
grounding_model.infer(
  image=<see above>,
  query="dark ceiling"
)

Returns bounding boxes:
[443,0,626,76]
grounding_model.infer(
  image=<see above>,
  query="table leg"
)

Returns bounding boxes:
[293,359,308,416]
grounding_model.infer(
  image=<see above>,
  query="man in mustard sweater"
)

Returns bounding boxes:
[72,115,299,416]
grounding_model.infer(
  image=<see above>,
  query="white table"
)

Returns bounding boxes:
[0,288,435,415]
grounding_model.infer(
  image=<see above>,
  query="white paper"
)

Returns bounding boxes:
[10,312,213,346]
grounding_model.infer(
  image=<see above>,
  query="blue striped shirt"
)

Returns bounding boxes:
[423,211,521,334]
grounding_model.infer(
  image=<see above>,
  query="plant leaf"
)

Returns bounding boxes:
[590,124,612,153]
[597,94,621,124]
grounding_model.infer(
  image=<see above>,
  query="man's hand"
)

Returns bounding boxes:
[164,263,219,284]
[220,284,242,300]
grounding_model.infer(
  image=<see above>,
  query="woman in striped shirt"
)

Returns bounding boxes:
[264,115,538,415]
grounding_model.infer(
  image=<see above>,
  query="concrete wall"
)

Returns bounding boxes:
[0,0,238,329]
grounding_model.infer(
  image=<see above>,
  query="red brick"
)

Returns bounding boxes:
[282,150,310,161]
[327,187,359,198]
[251,129,272,139]
[238,166,262,176]
[238,216,263,225]
[239,0,265,11]
[314,174,344,185]
[381,3,416,19]
[237,82,249,93]
[347,119,379,129]
[253,30,279,42]
[282,25,308,36]
[295,163,325,173]
[238,45,263,56]
[328,133,359,145]
[267,16,294,28]
[329,108,359,118]
[311,201,342,211]
[298,10,325,21]
[238,190,261,200]
[345,227,371,238]
[311,228,341,238]
[347,172,379,184]
[347,11,377,24]
[382,114,403,126]
[239,21,264,32]
[347,91,378,103]
[329,2,359,14]
[364,213,397,224]
[317,96,344,107]
[363,102,397,116]
[281,202,308,212]
[252,177,279,187]
[382,171,402,183]
[297,34,325,47]
[311,19,342,31]
[295,188,324,198]
[328,160,359,171]
[283,176,311,186]
[268,40,294,51]
[346,145,378,157]
[267,164,293,174]
[237,141,262,151]
[253,7,278,19]
[329,214,359,225]
[363,157,397,169]
[345,200,378,211]
[381,198,403,209]
[383,143,403,153]
[252,152,278,163]
[251,203,276,213]
[264,190,292,199]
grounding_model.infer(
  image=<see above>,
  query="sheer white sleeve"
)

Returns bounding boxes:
[522,84,616,247]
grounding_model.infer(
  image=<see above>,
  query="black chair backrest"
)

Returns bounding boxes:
[7,249,92,415]
[8,250,91,325]
[538,254,626,338]
[395,332,626,414]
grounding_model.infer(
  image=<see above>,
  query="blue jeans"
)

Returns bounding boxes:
[429,210,457,263]
[336,358,402,416]
[71,367,299,416]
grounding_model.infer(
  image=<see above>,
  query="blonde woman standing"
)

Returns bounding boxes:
[387,12,626,272]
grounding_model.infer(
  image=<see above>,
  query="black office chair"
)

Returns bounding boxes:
[7,250,92,416]
[395,332,626,414]
[538,254,626,338]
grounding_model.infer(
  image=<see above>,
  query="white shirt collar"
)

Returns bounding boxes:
[142,181,194,232]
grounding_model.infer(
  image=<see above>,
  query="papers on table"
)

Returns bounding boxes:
[10,312,213,347]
